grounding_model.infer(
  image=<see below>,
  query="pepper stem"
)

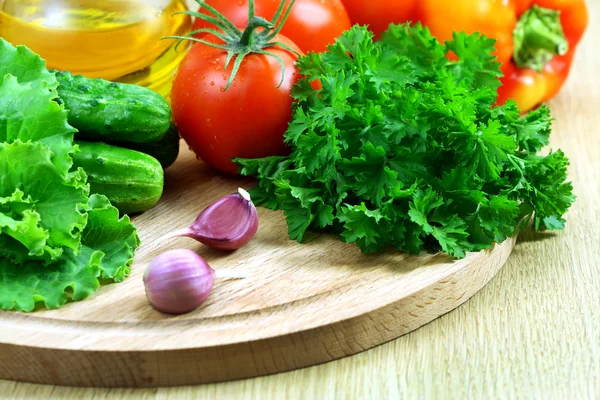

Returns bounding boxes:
[513,5,569,72]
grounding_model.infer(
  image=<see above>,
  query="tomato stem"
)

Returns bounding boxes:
[191,3,242,37]
[265,0,297,40]
[269,0,287,26]
[240,16,275,46]
[166,0,299,91]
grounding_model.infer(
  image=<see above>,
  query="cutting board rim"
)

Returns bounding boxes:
[0,238,515,353]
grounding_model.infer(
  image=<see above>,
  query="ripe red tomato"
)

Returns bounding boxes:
[193,0,351,53]
[171,35,302,174]
[341,0,419,38]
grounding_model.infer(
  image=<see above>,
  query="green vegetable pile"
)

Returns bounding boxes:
[0,39,140,311]
[237,24,575,258]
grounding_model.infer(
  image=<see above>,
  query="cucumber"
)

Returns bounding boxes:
[73,141,164,214]
[54,70,171,144]
[121,123,181,169]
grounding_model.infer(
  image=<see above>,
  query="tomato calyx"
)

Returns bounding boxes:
[164,0,299,90]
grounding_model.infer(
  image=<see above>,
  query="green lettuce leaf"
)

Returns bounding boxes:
[0,141,88,264]
[0,247,103,312]
[0,195,139,311]
[0,38,56,89]
[83,195,140,282]
[0,190,48,259]
[0,74,76,174]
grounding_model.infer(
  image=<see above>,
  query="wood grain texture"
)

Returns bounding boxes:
[1,0,599,397]
[0,140,515,387]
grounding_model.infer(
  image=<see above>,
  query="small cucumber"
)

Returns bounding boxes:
[73,141,164,214]
[121,123,181,169]
[55,70,171,144]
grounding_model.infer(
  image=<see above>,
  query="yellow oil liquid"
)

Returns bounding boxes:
[0,0,192,97]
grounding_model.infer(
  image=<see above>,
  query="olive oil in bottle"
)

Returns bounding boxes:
[0,0,192,97]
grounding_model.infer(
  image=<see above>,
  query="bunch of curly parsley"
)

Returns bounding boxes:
[236,24,575,258]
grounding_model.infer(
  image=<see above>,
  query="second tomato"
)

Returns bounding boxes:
[193,0,351,53]
[341,0,418,39]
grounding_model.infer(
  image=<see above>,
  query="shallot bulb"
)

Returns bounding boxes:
[156,188,258,250]
[143,249,246,314]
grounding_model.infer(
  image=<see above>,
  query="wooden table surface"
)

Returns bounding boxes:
[2,1,599,398]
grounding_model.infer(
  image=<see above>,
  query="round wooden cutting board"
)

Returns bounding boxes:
[0,146,515,388]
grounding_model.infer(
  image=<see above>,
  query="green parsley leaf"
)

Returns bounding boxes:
[338,203,388,254]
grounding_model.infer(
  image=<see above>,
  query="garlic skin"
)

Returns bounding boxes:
[190,188,258,250]
[143,249,215,314]
[155,188,259,250]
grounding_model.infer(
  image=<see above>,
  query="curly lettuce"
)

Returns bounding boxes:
[0,195,138,311]
[0,38,140,311]
[0,141,88,263]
